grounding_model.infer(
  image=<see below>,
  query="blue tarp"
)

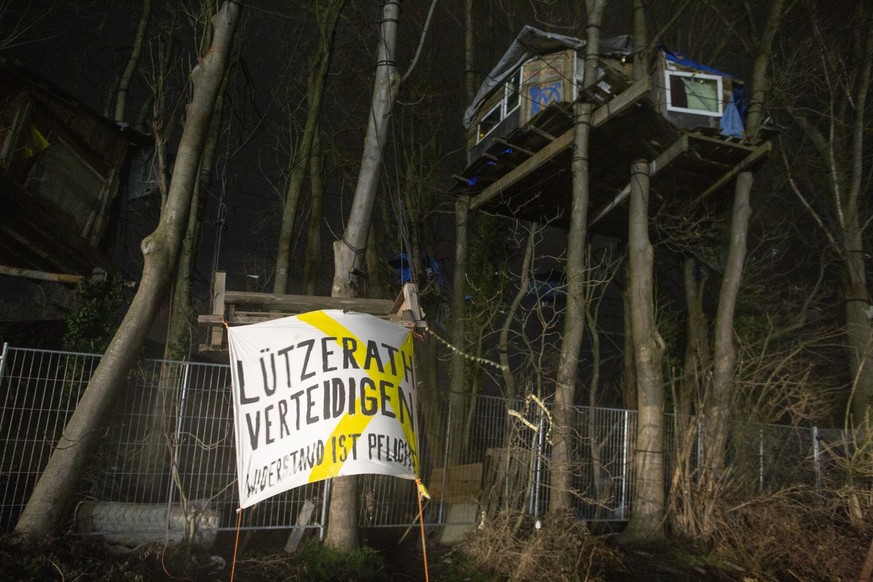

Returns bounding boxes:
[664,50,734,78]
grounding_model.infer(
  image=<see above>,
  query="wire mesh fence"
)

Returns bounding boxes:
[0,344,849,541]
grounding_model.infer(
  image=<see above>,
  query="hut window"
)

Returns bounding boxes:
[665,70,723,116]
[477,69,522,143]
[478,103,502,141]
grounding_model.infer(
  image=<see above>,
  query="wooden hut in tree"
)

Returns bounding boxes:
[454,26,771,236]
[0,60,149,282]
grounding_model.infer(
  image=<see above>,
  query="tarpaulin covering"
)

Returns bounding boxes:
[463,26,633,128]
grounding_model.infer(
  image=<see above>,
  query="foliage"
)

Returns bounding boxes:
[708,488,870,581]
[234,540,385,581]
[461,511,614,581]
[62,278,128,354]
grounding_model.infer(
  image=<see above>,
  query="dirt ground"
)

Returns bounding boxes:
[0,527,786,581]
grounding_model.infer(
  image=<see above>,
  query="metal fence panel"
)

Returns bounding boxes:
[0,344,851,538]
[0,346,100,530]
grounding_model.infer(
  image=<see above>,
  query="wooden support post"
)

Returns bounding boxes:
[208,271,226,350]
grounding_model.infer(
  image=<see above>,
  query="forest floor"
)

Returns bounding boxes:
[1,528,767,581]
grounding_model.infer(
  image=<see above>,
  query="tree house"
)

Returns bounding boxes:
[0,60,150,281]
[453,26,771,236]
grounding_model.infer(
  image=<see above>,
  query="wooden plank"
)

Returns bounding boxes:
[208,271,227,349]
[222,290,394,315]
[471,76,651,212]
[691,140,772,206]
[0,264,85,283]
[199,277,424,352]
[590,75,650,127]
[390,282,423,325]
[495,137,536,157]
[429,463,483,501]
[588,134,689,227]
[471,128,573,210]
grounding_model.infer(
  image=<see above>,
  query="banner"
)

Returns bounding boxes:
[228,309,418,508]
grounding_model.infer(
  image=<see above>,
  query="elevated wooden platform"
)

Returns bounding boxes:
[453,75,771,237]
[198,272,425,352]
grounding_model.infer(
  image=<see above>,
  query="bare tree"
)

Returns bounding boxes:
[109,0,152,122]
[618,161,666,542]
[14,1,241,541]
[702,0,784,476]
[550,0,607,515]
[777,0,873,426]
[273,0,347,294]
[325,0,437,551]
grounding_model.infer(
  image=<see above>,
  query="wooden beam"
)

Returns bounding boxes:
[529,126,557,141]
[471,129,573,210]
[691,140,772,207]
[390,282,424,327]
[198,279,423,352]
[208,271,227,349]
[589,134,689,227]
[495,138,536,157]
[471,76,651,212]
[0,264,85,283]
[222,290,395,315]
[590,75,649,127]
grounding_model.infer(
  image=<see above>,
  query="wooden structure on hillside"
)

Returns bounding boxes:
[0,60,150,281]
[198,272,425,352]
[453,26,771,236]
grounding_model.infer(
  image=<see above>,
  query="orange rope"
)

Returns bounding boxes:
[230,508,243,581]
[416,479,430,582]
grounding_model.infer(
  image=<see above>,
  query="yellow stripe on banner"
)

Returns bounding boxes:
[297,311,418,482]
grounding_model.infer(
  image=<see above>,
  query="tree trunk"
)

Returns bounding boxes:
[303,127,324,296]
[550,0,607,514]
[112,0,151,122]
[499,223,537,400]
[618,160,665,543]
[845,216,873,424]
[331,2,401,300]
[448,195,469,464]
[704,171,752,476]
[681,257,709,420]
[167,64,230,360]
[622,263,637,410]
[325,0,401,552]
[14,1,241,542]
[745,0,784,141]
[274,0,346,294]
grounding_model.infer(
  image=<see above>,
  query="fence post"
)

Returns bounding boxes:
[0,342,8,384]
[320,479,331,540]
[530,406,546,517]
[166,362,192,513]
[620,409,629,520]
[759,427,764,492]
[812,426,821,490]
[437,395,452,525]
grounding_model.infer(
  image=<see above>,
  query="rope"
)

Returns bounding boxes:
[230,508,243,581]
[416,479,430,582]
[425,326,507,371]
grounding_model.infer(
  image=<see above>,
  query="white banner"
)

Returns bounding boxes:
[228,309,418,508]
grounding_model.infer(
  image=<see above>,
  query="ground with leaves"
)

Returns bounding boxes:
[1,501,869,582]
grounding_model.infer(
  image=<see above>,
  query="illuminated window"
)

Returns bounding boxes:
[665,70,723,116]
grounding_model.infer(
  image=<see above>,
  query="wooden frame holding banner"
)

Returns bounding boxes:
[198,271,425,352]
